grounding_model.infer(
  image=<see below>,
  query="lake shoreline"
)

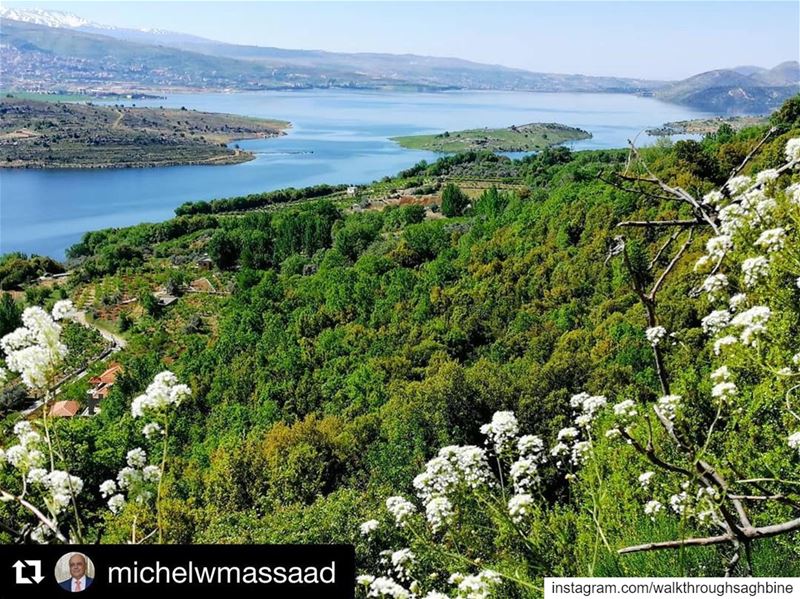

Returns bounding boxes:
[0,89,713,259]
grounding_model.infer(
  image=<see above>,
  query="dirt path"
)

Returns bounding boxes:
[73,310,128,349]
[111,109,124,129]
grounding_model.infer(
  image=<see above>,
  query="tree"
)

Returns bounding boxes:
[0,293,22,340]
[208,230,239,270]
[440,183,469,217]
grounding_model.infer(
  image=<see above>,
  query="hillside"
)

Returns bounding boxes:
[656,61,800,114]
[0,98,289,168]
[1,99,799,588]
[0,14,664,94]
[392,122,592,152]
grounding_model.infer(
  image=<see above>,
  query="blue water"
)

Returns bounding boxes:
[0,89,710,259]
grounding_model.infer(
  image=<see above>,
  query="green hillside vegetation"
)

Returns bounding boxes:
[2,96,800,587]
[0,98,289,168]
[392,123,591,152]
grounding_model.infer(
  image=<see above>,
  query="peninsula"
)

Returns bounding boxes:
[0,98,290,168]
[391,122,592,153]
[646,115,769,136]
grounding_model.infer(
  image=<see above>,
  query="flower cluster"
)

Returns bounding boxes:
[479,411,518,454]
[131,371,191,419]
[645,326,667,347]
[100,446,161,514]
[0,301,74,391]
[98,371,189,517]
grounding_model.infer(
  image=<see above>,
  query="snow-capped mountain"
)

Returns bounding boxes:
[0,7,94,29]
[0,7,210,45]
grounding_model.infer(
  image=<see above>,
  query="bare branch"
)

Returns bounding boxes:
[726,126,778,182]
[649,229,694,299]
[619,429,693,477]
[619,533,734,554]
[730,494,793,501]
[649,229,682,270]
[616,220,702,228]
[620,516,800,555]
[744,516,800,539]
[0,489,68,543]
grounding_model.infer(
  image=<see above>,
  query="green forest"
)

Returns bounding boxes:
[2,97,800,596]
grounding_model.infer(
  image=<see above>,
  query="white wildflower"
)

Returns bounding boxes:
[713,335,738,355]
[613,399,637,420]
[701,274,728,302]
[742,256,769,288]
[656,395,682,421]
[390,548,415,580]
[126,447,147,468]
[510,456,540,492]
[644,500,663,518]
[754,227,786,254]
[386,496,416,528]
[550,441,569,457]
[51,300,75,321]
[425,496,453,532]
[645,326,667,346]
[479,411,518,454]
[669,491,689,515]
[730,305,770,346]
[142,422,162,439]
[508,493,534,524]
[638,471,654,487]
[108,493,126,514]
[27,468,48,485]
[99,479,117,498]
[360,519,379,536]
[726,176,751,195]
[571,440,591,466]
[786,138,800,163]
[454,570,501,599]
[711,381,737,400]
[705,235,732,260]
[703,190,724,206]
[557,427,579,442]
[142,465,161,483]
[788,431,800,453]
[517,435,544,457]
[755,169,779,185]
[701,310,731,335]
[729,293,747,312]
[710,366,730,382]
[368,576,410,598]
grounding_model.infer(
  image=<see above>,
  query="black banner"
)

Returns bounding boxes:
[0,544,355,598]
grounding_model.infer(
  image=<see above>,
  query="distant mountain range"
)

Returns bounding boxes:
[1,7,797,113]
[656,62,800,113]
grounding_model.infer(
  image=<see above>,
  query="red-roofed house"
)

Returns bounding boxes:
[87,363,122,414]
[49,400,80,418]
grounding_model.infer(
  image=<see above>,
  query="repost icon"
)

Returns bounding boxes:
[13,560,44,585]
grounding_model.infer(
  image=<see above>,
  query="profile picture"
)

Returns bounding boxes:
[55,552,95,593]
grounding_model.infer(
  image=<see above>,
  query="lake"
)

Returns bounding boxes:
[0,89,711,259]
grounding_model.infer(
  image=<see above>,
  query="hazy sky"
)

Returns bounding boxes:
[4,1,799,80]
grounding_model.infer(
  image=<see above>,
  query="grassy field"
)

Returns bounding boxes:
[646,115,769,136]
[0,98,290,169]
[392,122,591,152]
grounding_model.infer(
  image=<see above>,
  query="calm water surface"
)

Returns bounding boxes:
[0,89,710,258]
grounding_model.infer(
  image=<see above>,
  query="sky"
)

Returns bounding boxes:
[3,1,799,80]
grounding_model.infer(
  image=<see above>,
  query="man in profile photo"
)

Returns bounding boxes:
[59,552,93,592]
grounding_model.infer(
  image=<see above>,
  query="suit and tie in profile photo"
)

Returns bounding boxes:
[55,552,95,592]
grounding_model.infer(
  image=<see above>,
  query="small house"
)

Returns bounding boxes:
[49,400,80,418]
